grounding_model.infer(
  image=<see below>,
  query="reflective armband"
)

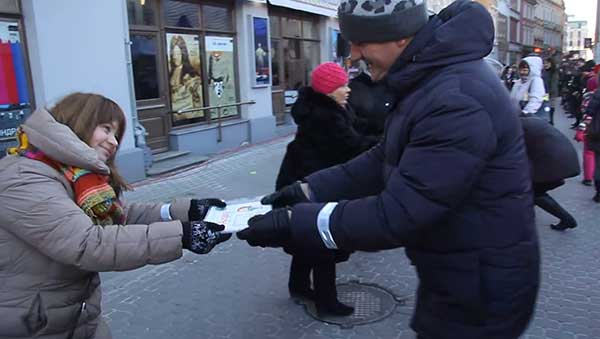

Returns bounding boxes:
[160,203,173,221]
[316,202,339,249]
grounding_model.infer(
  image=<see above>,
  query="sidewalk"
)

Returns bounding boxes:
[102,104,600,339]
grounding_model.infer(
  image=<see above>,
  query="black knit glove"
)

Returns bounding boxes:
[182,220,231,254]
[236,208,291,247]
[189,198,226,221]
[261,181,309,208]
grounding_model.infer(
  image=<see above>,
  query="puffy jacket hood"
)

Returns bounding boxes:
[21,108,109,174]
[385,0,494,92]
[522,56,543,78]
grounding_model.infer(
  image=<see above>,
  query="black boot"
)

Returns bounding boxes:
[288,255,315,300]
[594,181,600,203]
[594,192,600,203]
[535,193,577,231]
[313,259,354,317]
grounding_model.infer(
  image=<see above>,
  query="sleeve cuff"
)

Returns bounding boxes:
[169,199,192,222]
[290,202,332,251]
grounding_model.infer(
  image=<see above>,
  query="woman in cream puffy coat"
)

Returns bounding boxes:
[0,93,229,339]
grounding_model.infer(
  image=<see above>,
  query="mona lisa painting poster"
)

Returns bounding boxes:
[166,33,204,123]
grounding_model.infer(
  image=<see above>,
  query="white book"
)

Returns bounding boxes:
[203,199,272,233]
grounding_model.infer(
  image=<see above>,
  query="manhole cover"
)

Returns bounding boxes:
[298,281,408,328]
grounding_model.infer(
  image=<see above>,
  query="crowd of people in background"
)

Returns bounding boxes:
[559,57,600,202]
[501,54,600,204]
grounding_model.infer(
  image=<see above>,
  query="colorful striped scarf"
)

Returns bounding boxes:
[7,129,125,226]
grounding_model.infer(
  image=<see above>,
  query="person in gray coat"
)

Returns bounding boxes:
[0,93,231,339]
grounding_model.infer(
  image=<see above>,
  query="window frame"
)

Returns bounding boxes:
[0,0,20,15]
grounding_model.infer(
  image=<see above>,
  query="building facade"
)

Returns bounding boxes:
[566,19,593,60]
[541,0,565,56]
[508,0,523,64]
[1,0,342,182]
[520,0,538,54]
[495,0,512,64]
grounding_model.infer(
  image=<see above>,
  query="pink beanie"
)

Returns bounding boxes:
[311,62,348,95]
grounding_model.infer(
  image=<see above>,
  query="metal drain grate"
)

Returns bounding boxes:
[299,281,408,328]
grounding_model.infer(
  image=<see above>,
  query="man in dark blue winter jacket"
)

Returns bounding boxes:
[238,1,540,338]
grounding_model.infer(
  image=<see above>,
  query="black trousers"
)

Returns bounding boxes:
[533,181,576,225]
[289,253,346,304]
[595,151,600,184]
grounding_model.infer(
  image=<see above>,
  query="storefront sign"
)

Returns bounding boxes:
[205,36,238,119]
[0,127,16,138]
[268,0,338,17]
[166,33,204,122]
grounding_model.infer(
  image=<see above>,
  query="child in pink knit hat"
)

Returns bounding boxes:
[273,62,378,316]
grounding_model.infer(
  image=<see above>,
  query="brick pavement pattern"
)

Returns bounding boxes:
[103,105,600,339]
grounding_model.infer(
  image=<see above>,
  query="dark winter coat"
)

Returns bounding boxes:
[585,88,600,152]
[276,86,378,190]
[348,72,396,136]
[292,1,539,338]
[521,116,580,183]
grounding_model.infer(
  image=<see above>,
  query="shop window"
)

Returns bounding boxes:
[130,33,160,100]
[282,17,301,38]
[283,39,303,89]
[302,20,318,40]
[270,16,281,39]
[127,1,240,127]
[271,39,280,86]
[271,11,321,92]
[165,0,200,28]
[302,41,320,85]
[202,5,232,31]
[127,0,156,26]
[0,19,32,144]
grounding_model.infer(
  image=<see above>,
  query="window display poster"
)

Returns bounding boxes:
[166,33,204,122]
[205,36,237,119]
[330,28,338,62]
[253,17,270,86]
[0,20,29,108]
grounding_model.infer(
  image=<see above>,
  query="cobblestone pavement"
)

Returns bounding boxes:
[103,105,600,339]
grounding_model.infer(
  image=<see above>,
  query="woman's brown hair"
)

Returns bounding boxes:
[49,92,130,196]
